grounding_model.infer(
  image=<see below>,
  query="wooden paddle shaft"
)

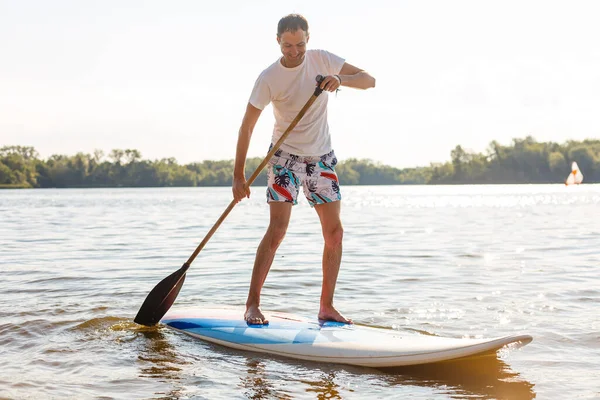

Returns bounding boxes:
[184,78,326,268]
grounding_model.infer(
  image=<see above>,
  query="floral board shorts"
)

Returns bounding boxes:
[266,146,342,207]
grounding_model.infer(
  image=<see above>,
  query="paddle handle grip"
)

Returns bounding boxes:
[184,75,326,267]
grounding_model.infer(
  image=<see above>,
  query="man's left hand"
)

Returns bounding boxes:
[318,75,342,92]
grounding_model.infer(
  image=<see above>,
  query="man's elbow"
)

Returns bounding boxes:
[366,74,375,89]
[361,71,376,89]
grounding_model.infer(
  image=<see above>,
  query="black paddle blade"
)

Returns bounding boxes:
[134,264,188,326]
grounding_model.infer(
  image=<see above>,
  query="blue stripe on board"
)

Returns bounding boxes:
[320,321,350,328]
[164,318,317,330]
[163,318,324,345]
[292,328,318,344]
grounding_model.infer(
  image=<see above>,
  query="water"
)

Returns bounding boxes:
[1,185,599,399]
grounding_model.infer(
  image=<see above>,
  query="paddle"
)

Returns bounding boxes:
[134,75,327,326]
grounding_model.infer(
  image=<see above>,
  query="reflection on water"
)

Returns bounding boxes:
[136,328,186,379]
[235,352,535,400]
[382,355,535,399]
[240,359,287,400]
[136,328,191,400]
[303,372,343,400]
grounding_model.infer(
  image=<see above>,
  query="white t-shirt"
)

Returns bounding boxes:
[249,49,345,156]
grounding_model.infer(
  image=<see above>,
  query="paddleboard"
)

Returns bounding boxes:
[161,308,532,367]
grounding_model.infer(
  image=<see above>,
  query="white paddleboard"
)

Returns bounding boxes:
[161,308,532,367]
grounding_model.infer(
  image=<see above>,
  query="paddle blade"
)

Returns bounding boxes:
[134,265,188,326]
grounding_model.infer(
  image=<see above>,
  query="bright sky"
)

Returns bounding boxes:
[1,0,599,168]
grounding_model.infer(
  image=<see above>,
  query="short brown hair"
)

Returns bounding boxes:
[277,14,309,37]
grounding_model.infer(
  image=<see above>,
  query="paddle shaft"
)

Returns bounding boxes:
[183,79,325,269]
[133,75,326,326]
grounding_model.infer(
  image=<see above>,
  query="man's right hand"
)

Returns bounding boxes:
[232,176,250,203]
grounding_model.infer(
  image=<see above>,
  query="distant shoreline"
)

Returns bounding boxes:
[1,137,598,187]
[1,182,593,190]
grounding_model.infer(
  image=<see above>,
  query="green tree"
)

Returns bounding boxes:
[0,162,15,184]
[548,151,567,175]
[336,162,360,185]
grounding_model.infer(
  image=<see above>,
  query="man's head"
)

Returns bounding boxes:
[277,14,309,38]
[277,14,309,67]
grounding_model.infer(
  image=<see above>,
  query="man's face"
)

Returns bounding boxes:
[277,29,309,65]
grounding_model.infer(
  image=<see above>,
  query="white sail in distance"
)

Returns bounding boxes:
[565,161,583,185]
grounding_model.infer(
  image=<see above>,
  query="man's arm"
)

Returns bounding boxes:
[232,102,263,202]
[338,62,376,89]
[318,62,375,92]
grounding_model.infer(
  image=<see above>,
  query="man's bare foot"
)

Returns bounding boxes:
[318,305,353,324]
[244,304,269,325]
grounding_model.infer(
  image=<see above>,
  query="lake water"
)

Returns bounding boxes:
[1,185,599,399]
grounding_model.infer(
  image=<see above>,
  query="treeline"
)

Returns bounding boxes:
[1,137,598,188]
[429,136,600,184]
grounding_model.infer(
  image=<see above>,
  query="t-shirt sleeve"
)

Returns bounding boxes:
[248,74,271,110]
[319,50,346,75]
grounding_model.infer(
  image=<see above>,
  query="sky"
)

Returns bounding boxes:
[1,0,599,168]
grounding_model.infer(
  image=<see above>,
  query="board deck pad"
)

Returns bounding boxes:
[161,308,532,367]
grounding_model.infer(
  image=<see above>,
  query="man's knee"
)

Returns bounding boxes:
[323,224,343,247]
[266,223,288,250]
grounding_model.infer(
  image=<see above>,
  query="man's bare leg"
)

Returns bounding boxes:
[314,201,352,323]
[245,202,292,324]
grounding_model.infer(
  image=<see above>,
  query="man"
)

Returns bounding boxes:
[232,14,375,325]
